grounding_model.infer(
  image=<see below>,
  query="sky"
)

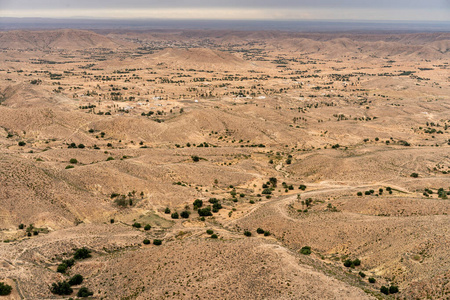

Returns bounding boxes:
[1,0,450,21]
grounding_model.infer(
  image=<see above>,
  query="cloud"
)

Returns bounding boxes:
[0,0,449,21]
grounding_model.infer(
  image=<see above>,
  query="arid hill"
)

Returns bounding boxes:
[0,29,131,50]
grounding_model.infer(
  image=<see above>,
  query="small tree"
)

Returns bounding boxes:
[171,212,179,219]
[143,239,150,245]
[144,224,151,231]
[0,282,12,296]
[50,281,73,295]
[132,222,141,228]
[300,246,311,255]
[244,231,252,237]
[73,247,91,260]
[68,274,83,286]
[193,199,203,209]
[153,239,162,245]
[180,211,190,218]
[380,286,389,295]
[77,287,93,298]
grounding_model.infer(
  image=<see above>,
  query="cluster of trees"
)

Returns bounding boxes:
[380,285,399,295]
[343,258,361,268]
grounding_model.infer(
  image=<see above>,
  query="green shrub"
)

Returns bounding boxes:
[65,165,74,169]
[62,259,75,268]
[193,199,203,209]
[180,211,190,218]
[368,277,376,283]
[410,173,419,178]
[380,286,389,295]
[300,246,312,255]
[68,274,83,286]
[73,247,91,260]
[143,239,150,245]
[353,258,361,266]
[144,224,151,231]
[389,286,399,294]
[57,263,68,273]
[106,156,114,161]
[50,281,73,295]
[264,231,271,236]
[77,287,93,298]
[0,282,12,296]
[211,234,218,239]
[357,192,363,196]
[18,224,24,229]
[18,141,26,146]
[153,239,162,245]
[164,207,171,214]
[69,158,78,164]
[343,259,353,268]
[244,231,252,237]
[198,207,212,217]
[171,212,179,219]
[206,229,214,235]
[191,155,200,162]
[132,222,141,228]
[256,228,265,234]
[358,271,366,278]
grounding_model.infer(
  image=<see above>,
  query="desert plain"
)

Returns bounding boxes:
[0,28,449,299]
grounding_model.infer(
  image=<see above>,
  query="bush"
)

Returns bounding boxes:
[368,277,376,283]
[389,286,399,294]
[244,231,252,237]
[298,185,307,190]
[153,239,162,245]
[164,207,171,214]
[50,281,73,295]
[353,258,361,266]
[144,224,151,231]
[180,211,190,218]
[193,199,203,209]
[380,286,389,295]
[143,239,150,245]
[57,263,67,273]
[358,271,366,278]
[77,287,93,298]
[77,144,85,149]
[206,229,214,234]
[132,222,141,228]
[262,188,272,195]
[191,155,200,162]
[62,258,75,268]
[357,192,363,196]
[198,207,212,217]
[0,282,12,296]
[211,234,218,239]
[410,172,419,178]
[264,231,271,236]
[300,246,311,255]
[171,212,179,219]
[18,224,24,229]
[110,218,115,224]
[68,274,83,286]
[69,158,78,164]
[18,141,26,146]
[73,247,91,260]
[343,259,353,268]
[256,228,265,234]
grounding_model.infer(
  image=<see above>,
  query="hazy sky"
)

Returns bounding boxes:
[1,0,450,21]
